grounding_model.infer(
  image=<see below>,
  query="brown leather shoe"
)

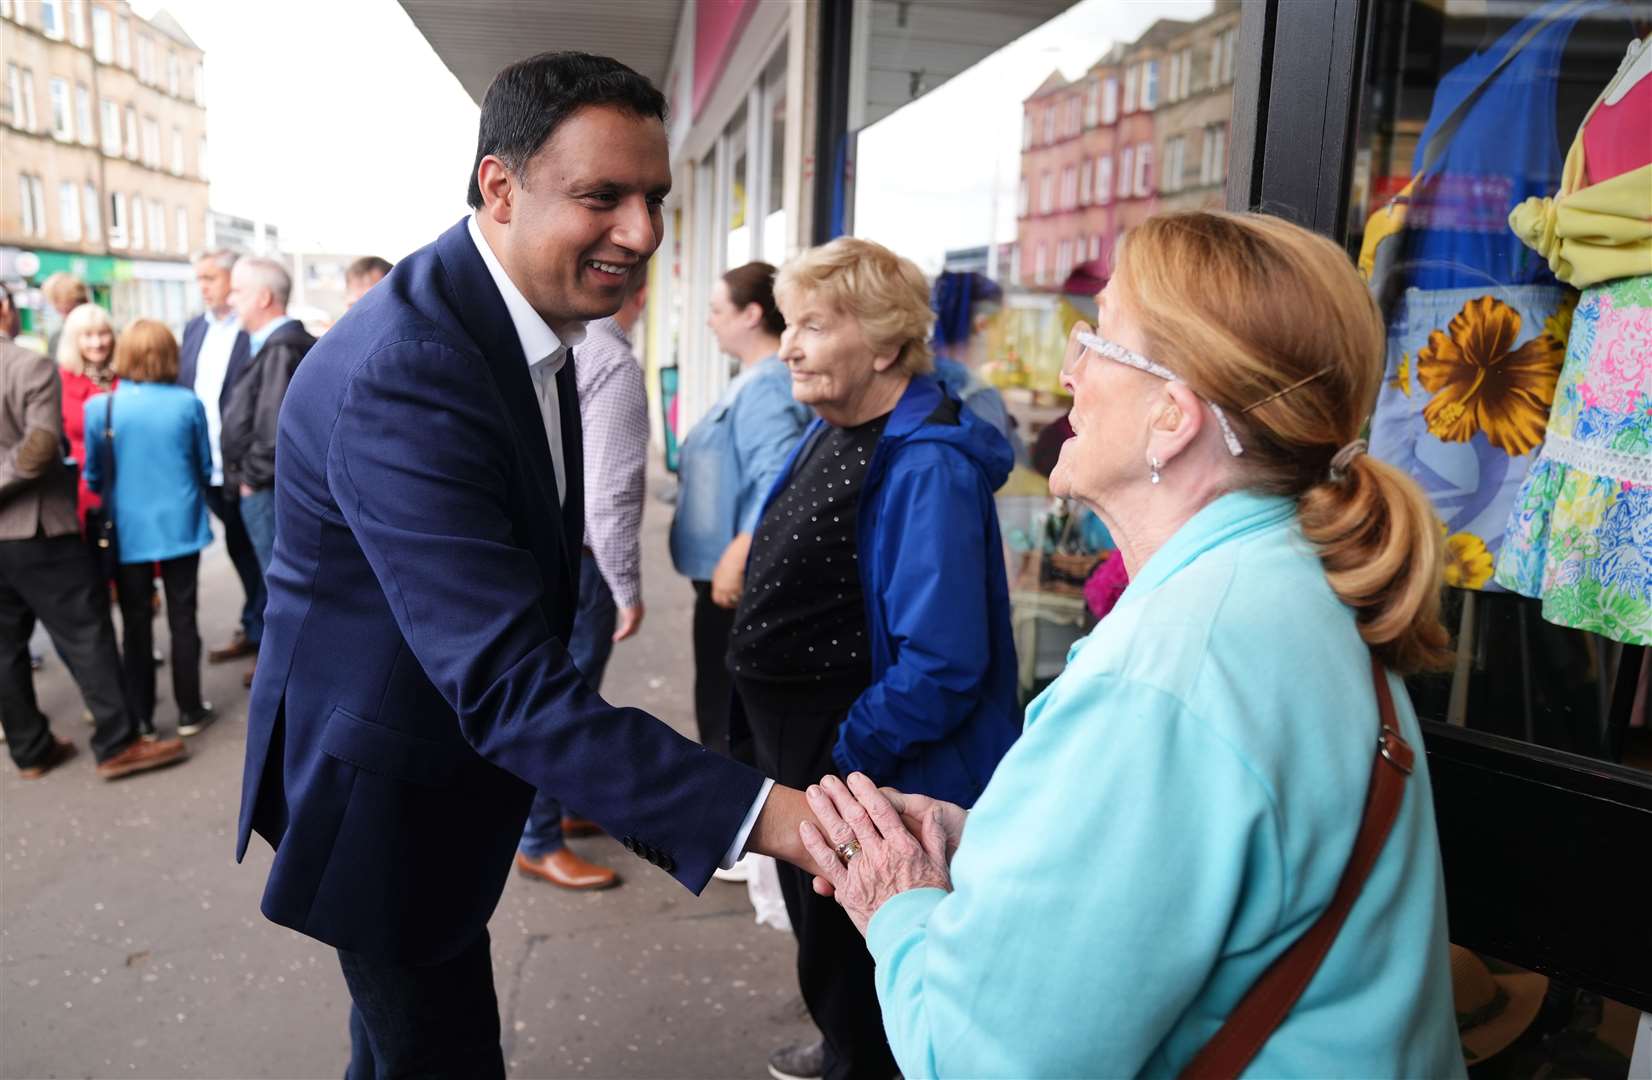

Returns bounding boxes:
[18,736,77,779]
[208,633,258,664]
[515,848,619,891]
[96,737,188,780]
[560,815,603,838]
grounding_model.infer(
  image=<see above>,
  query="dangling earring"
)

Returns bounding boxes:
[1149,455,1162,485]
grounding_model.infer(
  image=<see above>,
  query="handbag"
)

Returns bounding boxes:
[1178,656,1415,1079]
[86,389,120,579]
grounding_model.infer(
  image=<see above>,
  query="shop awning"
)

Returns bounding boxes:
[397,0,683,103]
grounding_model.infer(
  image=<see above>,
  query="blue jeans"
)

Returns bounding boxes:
[338,929,504,1080]
[204,485,264,644]
[519,552,617,858]
[239,487,276,576]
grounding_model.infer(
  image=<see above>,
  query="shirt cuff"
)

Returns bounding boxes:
[866,887,949,965]
[721,777,775,869]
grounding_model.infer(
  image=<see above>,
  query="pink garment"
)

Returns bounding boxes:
[1583,70,1652,185]
[1083,552,1129,620]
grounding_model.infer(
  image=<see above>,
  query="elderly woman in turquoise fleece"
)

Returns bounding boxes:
[800,212,1465,1078]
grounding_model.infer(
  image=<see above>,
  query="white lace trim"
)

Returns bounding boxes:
[1539,433,1652,485]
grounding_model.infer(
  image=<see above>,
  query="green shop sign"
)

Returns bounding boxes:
[25,251,130,286]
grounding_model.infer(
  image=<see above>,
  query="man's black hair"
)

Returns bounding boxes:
[466,51,668,210]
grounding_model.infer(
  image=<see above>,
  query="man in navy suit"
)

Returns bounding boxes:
[238,52,821,1077]
[177,249,261,666]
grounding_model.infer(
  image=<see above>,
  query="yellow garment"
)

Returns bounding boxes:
[1508,110,1652,288]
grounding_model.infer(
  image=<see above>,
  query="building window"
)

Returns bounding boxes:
[149,200,165,252]
[108,191,126,247]
[67,0,85,46]
[1181,47,1195,97]
[0,0,12,20]
[171,127,183,174]
[1142,60,1160,110]
[1084,79,1099,127]
[115,15,130,68]
[12,66,37,131]
[91,5,111,61]
[1079,159,1092,205]
[142,115,159,166]
[1096,155,1112,204]
[1167,53,1180,104]
[1123,66,1137,113]
[82,182,100,240]
[48,78,71,140]
[75,83,92,145]
[1035,242,1048,285]
[1200,123,1228,186]
[198,136,208,179]
[58,181,81,241]
[1057,239,1073,281]
[130,193,145,249]
[167,52,180,97]
[192,62,204,106]
[1118,147,1133,197]
[175,205,188,254]
[1101,78,1118,124]
[19,174,46,238]
[1042,108,1054,145]
[1068,97,1081,137]
[1039,171,1054,215]
[123,104,137,158]
[99,98,119,156]
[1018,177,1029,217]
[1222,28,1238,84]
[40,0,63,39]
[1209,36,1222,87]
[137,34,154,84]
[1090,234,1102,262]
[1022,113,1033,150]
[1057,165,1072,210]
[1134,142,1153,197]
[5,65,21,129]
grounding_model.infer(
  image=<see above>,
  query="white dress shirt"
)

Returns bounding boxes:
[465,215,769,867]
[194,309,241,486]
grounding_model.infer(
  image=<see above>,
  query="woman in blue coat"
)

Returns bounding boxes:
[85,319,215,739]
[798,213,1463,1079]
[731,237,1019,1080]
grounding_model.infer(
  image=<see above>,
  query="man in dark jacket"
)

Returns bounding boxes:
[222,256,314,581]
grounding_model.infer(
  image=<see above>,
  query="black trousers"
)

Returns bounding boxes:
[203,484,265,644]
[338,929,504,1080]
[0,533,135,767]
[737,678,898,1080]
[114,555,201,728]
[691,579,738,759]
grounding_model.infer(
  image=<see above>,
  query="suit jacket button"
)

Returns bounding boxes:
[659,854,676,872]
[621,836,636,852]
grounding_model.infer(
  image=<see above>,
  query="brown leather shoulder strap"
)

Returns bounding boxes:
[1179,655,1414,1080]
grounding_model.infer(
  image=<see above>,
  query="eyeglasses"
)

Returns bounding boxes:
[1065,330,1245,457]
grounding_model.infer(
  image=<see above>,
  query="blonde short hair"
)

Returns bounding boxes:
[113,319,180,383]
[56,303,114,376]
[1114,211,1450,675]
[775,237,934,376]
[42,272,89,311]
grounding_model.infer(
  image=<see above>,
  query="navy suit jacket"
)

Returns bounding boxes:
[176,312,252,415]
[236,218,766,964]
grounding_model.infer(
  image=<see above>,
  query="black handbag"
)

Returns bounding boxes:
[86,389,120,579]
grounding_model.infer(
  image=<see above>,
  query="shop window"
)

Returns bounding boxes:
[58,181,81,241]
[1096,156,1112,204]
[1346,0,1652,777]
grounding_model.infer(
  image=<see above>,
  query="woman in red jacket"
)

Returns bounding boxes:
[55,302,118,534]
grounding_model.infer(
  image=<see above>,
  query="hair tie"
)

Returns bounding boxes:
[1329,439,1368,481]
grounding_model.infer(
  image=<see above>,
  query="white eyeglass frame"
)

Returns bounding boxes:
[1071,330,1245,457]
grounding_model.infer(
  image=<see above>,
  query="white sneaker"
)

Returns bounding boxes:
[712,853,754,883]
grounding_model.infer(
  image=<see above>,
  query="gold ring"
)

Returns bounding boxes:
[835,839,861,862]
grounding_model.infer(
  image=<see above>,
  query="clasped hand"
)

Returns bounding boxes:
[798,774,963,936]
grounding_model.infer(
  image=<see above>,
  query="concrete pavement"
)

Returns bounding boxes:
[1,469,816,1079]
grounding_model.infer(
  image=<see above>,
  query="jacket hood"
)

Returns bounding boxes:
[884,374,1013,489]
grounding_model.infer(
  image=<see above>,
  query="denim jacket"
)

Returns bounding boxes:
[669,356,809,581]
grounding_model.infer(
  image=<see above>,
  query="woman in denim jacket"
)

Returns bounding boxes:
[670,263,810,767]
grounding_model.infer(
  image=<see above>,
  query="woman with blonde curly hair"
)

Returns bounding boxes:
[56,302,119,533]
[798,212,1464,1078]
[732,236,1021,1080]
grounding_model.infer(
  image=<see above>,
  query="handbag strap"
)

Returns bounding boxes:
[100,387,116,506]
[1179,655,1415,1080]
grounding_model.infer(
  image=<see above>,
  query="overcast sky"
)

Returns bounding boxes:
[132,0,1212,265]
[132,0,479,259]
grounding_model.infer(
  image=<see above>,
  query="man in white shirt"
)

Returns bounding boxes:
[176,250,260,664]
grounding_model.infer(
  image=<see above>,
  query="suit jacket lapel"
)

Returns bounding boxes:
[432,220,576,602]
